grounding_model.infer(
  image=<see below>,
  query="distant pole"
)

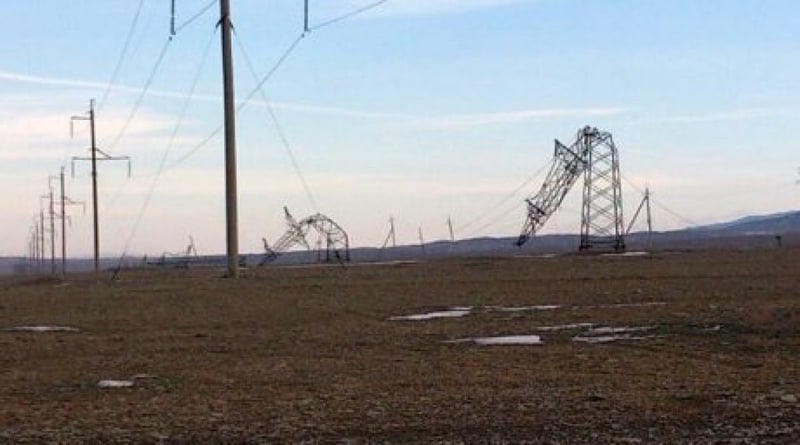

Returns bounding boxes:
[89,100,99,274]
[60,167,67,274]
[220,0,240,278]
[33,223,39,271]
[39,207,45,269]
[389,217,396,247]
[48,184,56,274]
[447,216,455,242]
[645,187,653,247]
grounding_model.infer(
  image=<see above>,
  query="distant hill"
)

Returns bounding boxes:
[689,211,800,234]
[2,210,799,276]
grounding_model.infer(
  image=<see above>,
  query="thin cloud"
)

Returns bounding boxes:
[637,108,800,125]
[414,107,630,129]
[0,68,628,127]
[336,0,541,17]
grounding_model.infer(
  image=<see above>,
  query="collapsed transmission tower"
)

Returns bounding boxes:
[261,206,350,265]
[516,126,625,251]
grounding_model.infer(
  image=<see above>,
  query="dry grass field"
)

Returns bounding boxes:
[1,248,799,443]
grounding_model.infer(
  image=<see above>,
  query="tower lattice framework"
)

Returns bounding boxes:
[579,128,625,251]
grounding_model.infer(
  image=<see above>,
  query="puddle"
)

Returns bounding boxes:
[447,335,544,346]
[97,380,134,389]
[390,308,471,321]
[536,322,596,331]
[4,326,80,333]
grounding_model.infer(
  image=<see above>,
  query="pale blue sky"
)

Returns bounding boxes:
[1,0,798,256]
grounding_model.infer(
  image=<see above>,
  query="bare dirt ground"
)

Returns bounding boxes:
[0,248,798,443]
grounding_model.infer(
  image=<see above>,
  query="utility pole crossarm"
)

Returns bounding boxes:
[69,99,131,275]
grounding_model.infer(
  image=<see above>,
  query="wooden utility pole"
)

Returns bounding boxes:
[644,187,653,248]
[220,0,240,278]
[71,99,131,275]
[39,207,45,269]
[60,168,66,274]
[55,167,84,274]
[47,184,56,274]
[447,216,455,242]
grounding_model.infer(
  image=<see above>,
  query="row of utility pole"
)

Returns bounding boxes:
[26,168,83,275]
[26,97,131,276]
[25,0,233,278]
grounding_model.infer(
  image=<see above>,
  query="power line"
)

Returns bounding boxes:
[456,159,551,233]
[113,29,218,275]
[309,0,390,31]
[99,0,146,110]
[620,173,698,228]
[174,0,217,34]
[234,29,319,212]
[109,37,173,152]
[161,33,306,172]
[158,0,393,171]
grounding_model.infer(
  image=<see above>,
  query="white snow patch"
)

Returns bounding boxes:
[97,380,134,389]
[494,305,561,312]
[601,251,650,257]
[578,302,667,310]
[587,326,655,335]
[4,326,80,333]
[447,335,544,345]
[573,334,655,344]
[474,335,543,345]
[390,309,471,321]
[536,322,596,331]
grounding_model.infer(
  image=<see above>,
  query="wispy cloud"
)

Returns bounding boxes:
[413,107,630,129]
[636,108,800,125]
[0,68,627,128]
[336,0,541,17]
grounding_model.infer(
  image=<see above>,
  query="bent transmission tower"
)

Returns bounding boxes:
[517,126,625,251]
[261,207,350,265]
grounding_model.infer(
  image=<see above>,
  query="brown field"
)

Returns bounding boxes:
[1,248,799,443]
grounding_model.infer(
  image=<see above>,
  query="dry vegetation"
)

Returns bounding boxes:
[0,248,799,443]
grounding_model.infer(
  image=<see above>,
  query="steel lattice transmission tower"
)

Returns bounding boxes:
[516,126,625,251]
[578,128,625,251]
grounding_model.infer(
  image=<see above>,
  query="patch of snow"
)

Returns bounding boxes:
[573,334,655,344]
[446,335,544,345]
[536,322,596,331]
[587,326,655,335]
[494,305,561,312]
[579,302,667,310]
[390,309,471,321]
[4,326,80,333]
[97,380,134,389]
[601,251,650,257]
[473,335,543,345]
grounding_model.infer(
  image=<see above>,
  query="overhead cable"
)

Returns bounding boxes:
[99,0,146,110]
[234,29,319,212]
[113,29,218,274]
[309,0,390,31]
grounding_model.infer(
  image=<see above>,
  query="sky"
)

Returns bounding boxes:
[0,0,798,257]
